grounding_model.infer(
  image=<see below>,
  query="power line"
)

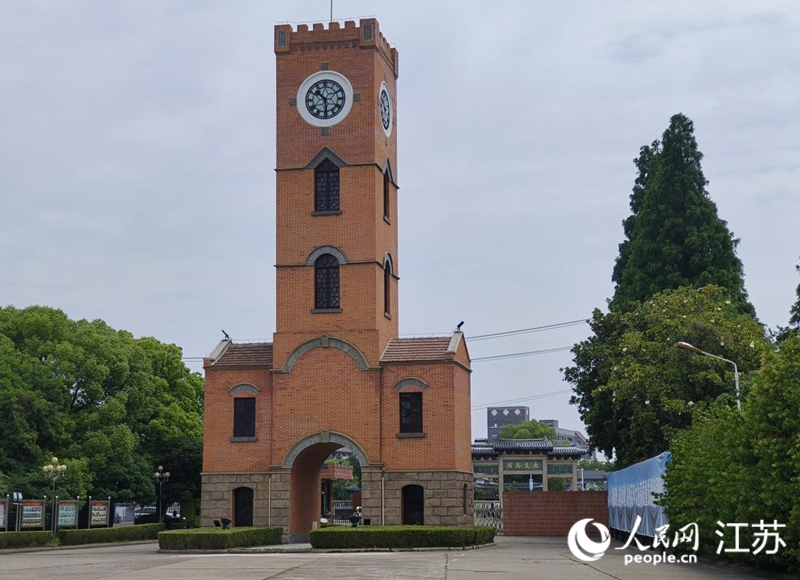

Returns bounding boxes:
[472,388,572,410]
[472,345,572,363]
[469,319,587,341]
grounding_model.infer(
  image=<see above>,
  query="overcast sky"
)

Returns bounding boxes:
[3,1,799,442]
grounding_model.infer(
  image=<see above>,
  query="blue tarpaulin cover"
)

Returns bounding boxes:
[607,452,671,536]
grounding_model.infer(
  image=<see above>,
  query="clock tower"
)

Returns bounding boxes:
[272,18,399,369]
[201,19,473,540]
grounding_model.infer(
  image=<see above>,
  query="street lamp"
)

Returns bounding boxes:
[154,466,170,523]
[676,341,740,410]
[42,457,67,538]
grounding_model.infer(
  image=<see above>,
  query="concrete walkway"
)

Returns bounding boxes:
[0,535,793,579]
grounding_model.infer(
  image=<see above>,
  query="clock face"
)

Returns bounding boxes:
[306,79,346,120]
[296,71,354,128]
[378,82,393,137]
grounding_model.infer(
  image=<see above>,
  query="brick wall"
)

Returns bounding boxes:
[503,492,608,536]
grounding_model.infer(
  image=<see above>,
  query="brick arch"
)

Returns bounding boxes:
[306,246,347,265]
[229,383,259,396]
[306,146,348,169]
[393,377,427,391]
[282,430,370,468]
[282,336,369,372]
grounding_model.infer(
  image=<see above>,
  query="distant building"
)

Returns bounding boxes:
[487,407,530,440]
[540,419,595,460]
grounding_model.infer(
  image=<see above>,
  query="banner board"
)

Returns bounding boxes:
[58,501,78,528]
[21,500,45,528]
[607,451,671,536]
[113,504,135,527]
[0,499,7,529]
[90,500,110,527]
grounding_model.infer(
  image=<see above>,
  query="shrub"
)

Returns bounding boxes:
[0,531,53,549]
[158,526,283,550]
[58,523,164,546]
[309,525,495,549]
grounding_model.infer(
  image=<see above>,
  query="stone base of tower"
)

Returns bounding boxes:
[362,470,474,527]
[201,469,474,535]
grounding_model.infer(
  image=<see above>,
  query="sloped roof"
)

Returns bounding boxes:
[213,342,273,367]
[381,337,453,362]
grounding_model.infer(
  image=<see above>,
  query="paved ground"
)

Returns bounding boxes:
[0,536,789,580]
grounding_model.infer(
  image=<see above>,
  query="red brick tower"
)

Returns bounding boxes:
[201,19,473,540]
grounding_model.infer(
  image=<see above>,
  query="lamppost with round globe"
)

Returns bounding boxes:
[42,457,66,537]
[154,466,170,522]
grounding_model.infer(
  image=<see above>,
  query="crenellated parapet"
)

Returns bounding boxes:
[274,18,399,78]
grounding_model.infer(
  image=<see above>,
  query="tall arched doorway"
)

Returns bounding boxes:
[283,432,369,540]
[402,485,424,525]
[233,487,254,527]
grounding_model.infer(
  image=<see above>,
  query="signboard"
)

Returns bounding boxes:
[58,501,78,527]
[502,459,542,472]
[21,500,45,528]
[113,504,135,527]
[0,499,7,529]
[90,500,110,527]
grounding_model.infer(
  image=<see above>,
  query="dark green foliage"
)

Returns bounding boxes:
[158,527,283,550]
[309,526,495,549]
[58,523,164,545]
[499,420,556,440]
[565,286,765,467]
[662,335,800,573]
[0,306,204,506]
[610,114,753,316]
[776,259,800,342]
[0,531,53,549]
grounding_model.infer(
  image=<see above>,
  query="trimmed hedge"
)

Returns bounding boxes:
[158,526,283,550]
[0,531,53,549]
[309,526,495,549]
[58,523,164,546]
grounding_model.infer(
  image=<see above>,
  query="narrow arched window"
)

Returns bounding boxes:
[384,256,392,316]
[383,170,390,220]
[315,159,339,212]
[315,254,340,309]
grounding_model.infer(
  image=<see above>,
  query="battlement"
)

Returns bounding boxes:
[274,18,398,77]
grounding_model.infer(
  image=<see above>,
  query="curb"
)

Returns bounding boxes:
[161,542,496,555]
[0,540,158,555]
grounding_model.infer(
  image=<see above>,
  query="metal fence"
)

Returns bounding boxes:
[474,501,503,535]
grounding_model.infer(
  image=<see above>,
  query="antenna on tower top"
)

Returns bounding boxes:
[330,0,333,23]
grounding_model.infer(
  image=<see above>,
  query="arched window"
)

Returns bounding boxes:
[383,170,390,220]
[315,254,340,309]
[463,483,468,515]
[400,391,422,433]
[315,159,340,212]
[384,256,392,316]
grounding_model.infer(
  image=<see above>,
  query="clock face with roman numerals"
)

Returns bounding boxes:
[378,81,393,137]
[296,71,354,128]
[306,79,346,120]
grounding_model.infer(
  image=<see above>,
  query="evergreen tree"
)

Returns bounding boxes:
[611,113,754,316]
[789,259,800,329]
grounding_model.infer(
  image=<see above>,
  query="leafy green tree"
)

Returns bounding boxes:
[579,459,616,472]
[610,114,753,316]
[499,420,556,440]
[565,286,765,467]
[662,335,800,572]
[0,306,204,505]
